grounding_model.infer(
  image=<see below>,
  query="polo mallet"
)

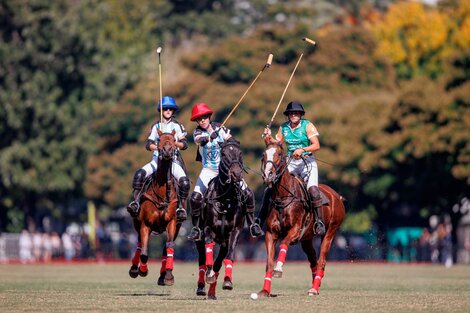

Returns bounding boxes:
[210,53,274,139]
[157,46,163,129]
[266,37,316,130]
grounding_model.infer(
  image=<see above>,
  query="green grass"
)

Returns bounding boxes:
[1,262,469,312]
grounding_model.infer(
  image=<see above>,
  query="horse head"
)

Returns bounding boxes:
[220,138,243,184]
[262,135,284,187]
[157,129,176,161]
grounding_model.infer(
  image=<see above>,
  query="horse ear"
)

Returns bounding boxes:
[157,128,162,136]
[264,135,272,146]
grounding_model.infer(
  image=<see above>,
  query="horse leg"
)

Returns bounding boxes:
[311,224,339,295]
[258,231,278,297]
[157,245,167,286]
[222,227,241,291]
[195,240,207,296]
[163,220,177,286]
[138,224,151,277]
[129,219,142,278]
[204,227,217,284]
[301,239,321,296]
[273,225,302,278]
[206,244,227,300]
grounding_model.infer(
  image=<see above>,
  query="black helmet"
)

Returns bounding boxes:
[283,101,305,116]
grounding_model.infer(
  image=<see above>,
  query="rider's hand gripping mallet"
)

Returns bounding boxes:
[210,53,274,140]
[157,46,163,129]
[266,37,316,131]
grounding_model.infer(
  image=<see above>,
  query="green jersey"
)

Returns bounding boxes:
[280,119,314,155]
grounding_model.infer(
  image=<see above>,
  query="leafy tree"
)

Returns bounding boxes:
[0,0,157,231]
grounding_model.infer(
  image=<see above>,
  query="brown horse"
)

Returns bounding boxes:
[128,129,182,286]
[256,135,345,297]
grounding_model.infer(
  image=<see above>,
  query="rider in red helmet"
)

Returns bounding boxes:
[187,103,263,241]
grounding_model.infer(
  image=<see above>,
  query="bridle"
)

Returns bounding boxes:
[218,141,244,185]
[262,142,290,186]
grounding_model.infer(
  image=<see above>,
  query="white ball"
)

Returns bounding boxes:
[250,292,258,300]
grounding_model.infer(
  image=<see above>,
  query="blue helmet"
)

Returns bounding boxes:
[157,96,179,112]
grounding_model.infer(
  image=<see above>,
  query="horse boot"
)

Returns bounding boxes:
[187,192,203,241]
[127,169,146,218]
[244,188,264,237]
[176,177,190,222]
[308,186,326,236]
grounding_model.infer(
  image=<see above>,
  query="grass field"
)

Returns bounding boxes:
[1,262,469,313]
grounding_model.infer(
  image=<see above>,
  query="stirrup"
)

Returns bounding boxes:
[176,208,187,222]
[314,220,326,236]
[249,223,264,237]
[187,227,202,241]
[127,201,140,218]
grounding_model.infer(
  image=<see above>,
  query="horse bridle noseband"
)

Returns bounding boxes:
[218,141,244,185]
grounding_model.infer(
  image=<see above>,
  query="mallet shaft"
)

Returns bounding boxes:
[221,53,273,127]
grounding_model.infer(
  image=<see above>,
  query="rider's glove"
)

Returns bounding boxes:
[210,131,219,141]
[200,137,209,146]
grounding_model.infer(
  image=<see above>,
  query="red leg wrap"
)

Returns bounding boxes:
[205,242,215,267]
[139,262,148,273]
[198,265,207,285]
[160,257,167,273]
[223,259,233,280]
[131,244,142,265]
[208,272,219,295]
[166,248,174,270]
[310,264,318,281]
[277,244,288,264]
[312,269,324,291]
[263,271,273,293]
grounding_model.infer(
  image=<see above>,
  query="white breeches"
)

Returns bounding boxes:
[193,167,247,195]
[287,156,318,188]
[142,157,186,181]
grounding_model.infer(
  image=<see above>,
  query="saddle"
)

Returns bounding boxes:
[291,175,329,210]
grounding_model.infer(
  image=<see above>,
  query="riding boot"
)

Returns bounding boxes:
[127,169,146,218]
[187,192,203,241]
[308,186,325,236]
[244,188,264,237]
[176,177,190,222]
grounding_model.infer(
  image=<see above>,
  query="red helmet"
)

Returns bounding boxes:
[191,103,214,121]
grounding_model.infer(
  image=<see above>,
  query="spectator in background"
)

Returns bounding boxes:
[42,233,53,262]
[417,228,431,262]
[61,231,74,261]
[19,230,33,264]
[32,230,43,262]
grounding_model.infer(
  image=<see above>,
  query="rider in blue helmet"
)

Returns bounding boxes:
[127,96,190,222]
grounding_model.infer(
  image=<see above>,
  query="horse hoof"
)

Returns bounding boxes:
[164,271,174,286]
[207,294,217,300]
[129,265,139,278]
[273,270,283,278]
[157,273,165,286]
[222,278,233,290]
[196,285,206,296]
[206,270,217,284]
[138,269,148,277]
[307,288,319,296]
[258,290,270,298]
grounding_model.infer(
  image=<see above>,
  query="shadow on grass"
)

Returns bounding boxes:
[116,293,208,300]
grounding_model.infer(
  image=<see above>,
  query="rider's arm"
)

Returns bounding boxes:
[194,128,209,146]
[275,127,285,145]
[146,123,159,151]
[175,123,188,150]
[301,122,320,153]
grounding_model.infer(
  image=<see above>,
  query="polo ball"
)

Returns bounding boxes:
[250,292,258,300]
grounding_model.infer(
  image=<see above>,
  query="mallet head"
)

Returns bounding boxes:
[302,37,316,46]
[266,53,274,68]
[157,46,162,54]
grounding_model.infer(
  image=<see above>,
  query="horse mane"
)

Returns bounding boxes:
[221,137,240,147]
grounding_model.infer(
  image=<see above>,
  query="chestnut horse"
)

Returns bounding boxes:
[128,129,182,286]
[194,138,250,300]
[256,135,345,297]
